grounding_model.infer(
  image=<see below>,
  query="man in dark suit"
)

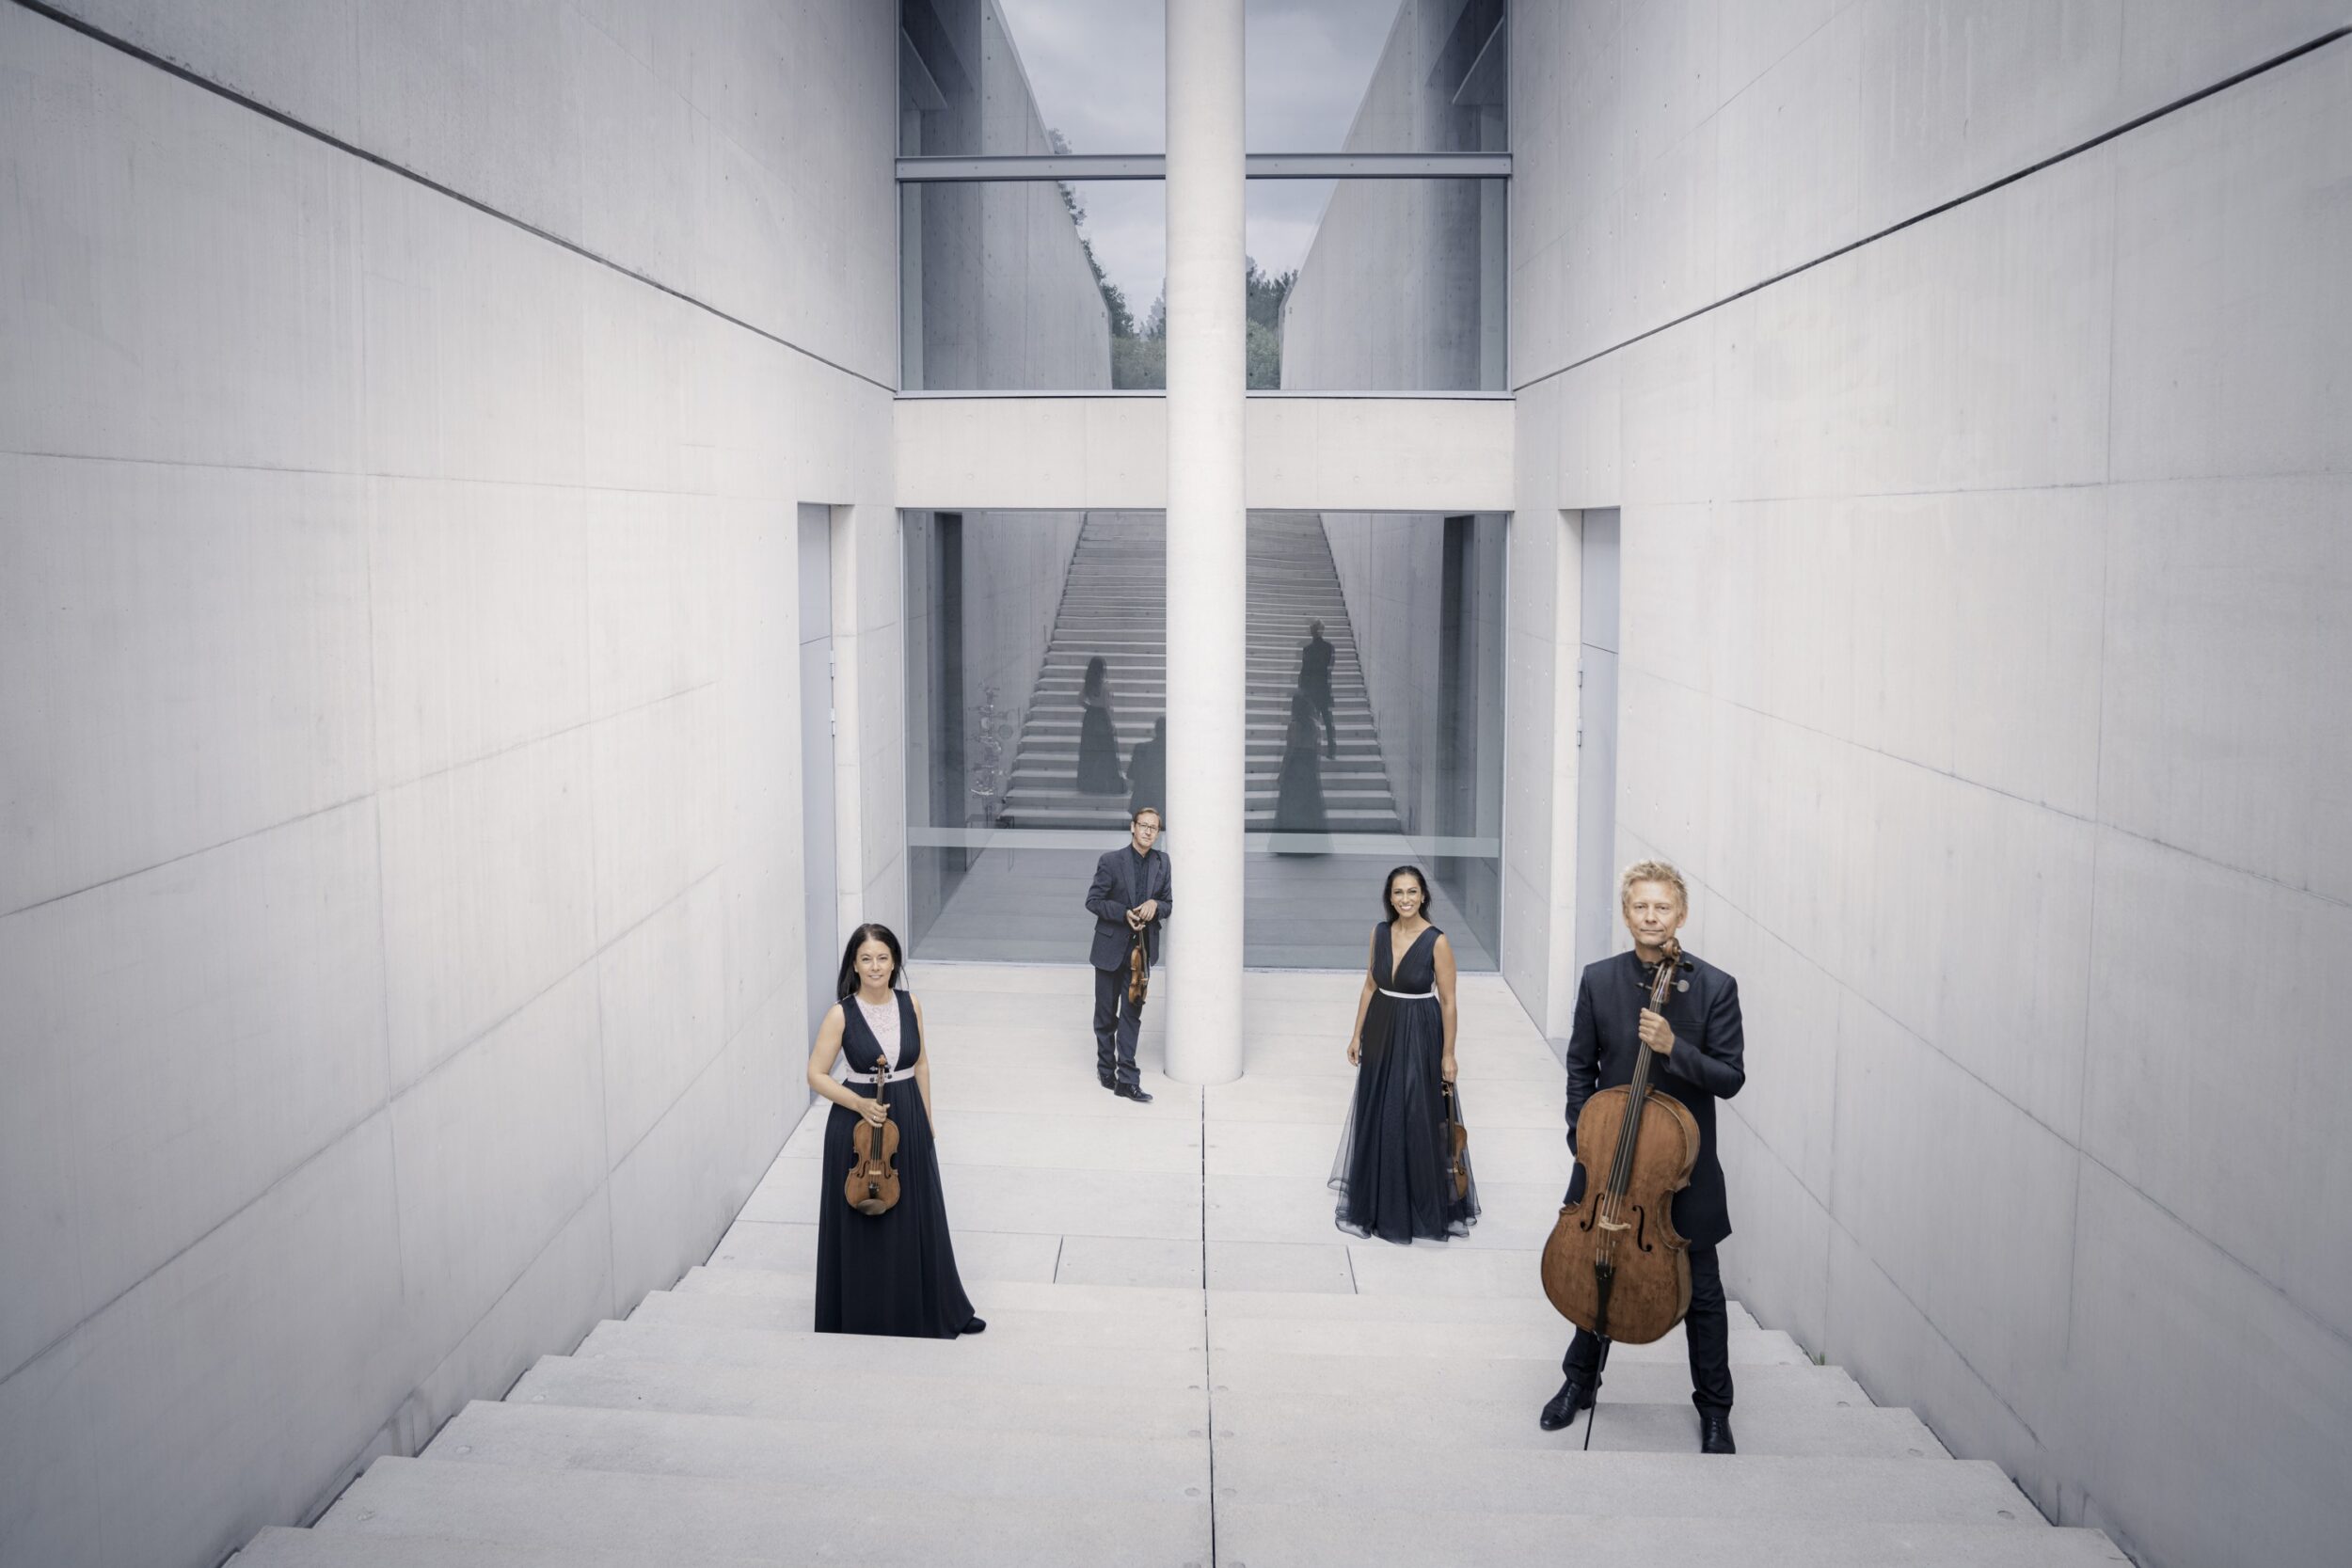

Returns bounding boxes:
[1084,805,1171,1103]
[1540,860,1747,1454]
[1297,622,1336,759]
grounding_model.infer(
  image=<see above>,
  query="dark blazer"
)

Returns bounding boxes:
[1085,846,1173,971]
[1563,948,1746,1247]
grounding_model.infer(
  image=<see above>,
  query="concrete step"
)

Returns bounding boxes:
[231,1528,770,1567]
[628,1289,1199,1349]
[1217,1386,1947,1459]
[1215,1444,2039,1523]
[572,1317,1205,1388]
[425,1400,1209,1502]
[1214,1506,2128,1568]
[509,1350,1207,1437]
[678,1267,1203,1319]
[313,1457,1211,1566]
[1205,1315,1789,1364]
[1208,1343,1803,1407]
[1202,1286,1760,1333]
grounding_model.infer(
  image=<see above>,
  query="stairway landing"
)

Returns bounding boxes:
[233,968,2127,1567]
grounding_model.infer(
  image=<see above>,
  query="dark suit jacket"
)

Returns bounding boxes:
[1563,948,1746,1247]
[1298,636,1334,696]
[1085,846,1172,971]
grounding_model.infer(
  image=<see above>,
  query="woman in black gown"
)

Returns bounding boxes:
[1075,655,1126,795]
[806,924,985,1338]
[1331,866,1480,1243]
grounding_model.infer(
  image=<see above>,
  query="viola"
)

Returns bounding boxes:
[1127,920,1150,1006]
[1541,941,1702,1366]
[844,1050,901,1216]
[1441,1080,1471,1201]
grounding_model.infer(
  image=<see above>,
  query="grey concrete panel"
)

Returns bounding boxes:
[2109,41,2352,483]
[588,687,723,943]
[2095,479,2352,905]
[2080,829,2352,1340]
[595,880,726,1164]
[0,1116,408,1568]
[0,457,374,913]
[709,1217,1065,1284]
[1203,1239,1359,1293]
[1827,990,2077,1445]
[630,1290,1200,1351]
[0,9,365,473]
[575,1316,1205,1390]
[389,970,609,1355]
[1054,1233,1208,1289]
[2057,1164,2352,1567]
[364,476,592,791]
[0,801,387,1381]
[375,730,598,1090]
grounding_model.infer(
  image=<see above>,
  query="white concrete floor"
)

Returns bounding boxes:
[234,966,2126,1566]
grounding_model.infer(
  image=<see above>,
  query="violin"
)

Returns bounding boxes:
[1441,1081,1471,1201]
[1127,920,1150,1006]
[1541,940,1702,1364]
[844,1052,901,1215]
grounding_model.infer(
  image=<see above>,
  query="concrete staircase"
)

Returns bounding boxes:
[1000,513,1404,832]
[231,968,2128,1567]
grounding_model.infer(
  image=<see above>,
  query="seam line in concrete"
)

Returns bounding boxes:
[7,0,898,398]
[1510,24,2352,397]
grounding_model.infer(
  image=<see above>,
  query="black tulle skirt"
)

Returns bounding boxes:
[1330,993,1481,1243]
[813,1079,976,1337]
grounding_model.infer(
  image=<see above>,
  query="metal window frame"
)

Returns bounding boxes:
[893,152,1511,182]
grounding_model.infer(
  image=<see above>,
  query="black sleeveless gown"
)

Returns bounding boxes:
[813,990,977,1337]
[1330,923,1481,1243]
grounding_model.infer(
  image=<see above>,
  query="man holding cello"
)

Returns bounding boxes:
[1541,860,1747,1452]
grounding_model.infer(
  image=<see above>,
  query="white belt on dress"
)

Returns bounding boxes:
[842,1067,903,1086]
[1377,987,1437,1002]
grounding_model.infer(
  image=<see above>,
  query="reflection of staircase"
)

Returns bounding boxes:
[998,514,1402,832]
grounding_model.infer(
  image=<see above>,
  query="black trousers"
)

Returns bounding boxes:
[1091,964,1145,1087]
[1562,1243,1734,1413]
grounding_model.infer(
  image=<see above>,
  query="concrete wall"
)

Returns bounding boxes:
[1279,0,1507,391]
[901,0,1112,388]
[1510,4,2352,1565]
[0,4,899,1564]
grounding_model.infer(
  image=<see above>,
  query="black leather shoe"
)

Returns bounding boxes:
[1538,1379,1593,1432]
[1114,1082,1154,1103]
[960,1315,987,1335]
[1699,1410,1736,1454]
[1098,1069,1115,1090]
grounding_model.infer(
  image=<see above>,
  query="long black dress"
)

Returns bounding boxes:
[1076,700,1125,794]
[1330,923,1481,1243]
[813,990,977,1337]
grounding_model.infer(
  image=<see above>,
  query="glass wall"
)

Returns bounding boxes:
[898,0,1509,393]
[904,510,1505,970]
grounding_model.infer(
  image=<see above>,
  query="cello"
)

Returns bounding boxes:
[1539,939,1702,1441]
[843,1051,901,1216]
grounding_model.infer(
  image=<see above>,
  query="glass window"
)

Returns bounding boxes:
[901,0,1168,158]
[1246,0,1506,153]
[900,181,1166,392]
[904,509,1505,972]
[1248,177,1507,391]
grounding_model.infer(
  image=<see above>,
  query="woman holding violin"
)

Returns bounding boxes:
[1329,865,1481,1243]
[806,923,984,1338]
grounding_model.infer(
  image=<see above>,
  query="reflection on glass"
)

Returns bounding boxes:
[905,511,1168,960]
[1244,511,1506,969]
[900,181,1167,391]
[1264,178,1508,392]
[1246,0,1506,154]
[904,511,1503,968]
[901,0,1166,158]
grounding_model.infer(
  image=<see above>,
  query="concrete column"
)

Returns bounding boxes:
[1163,0,1247,1085]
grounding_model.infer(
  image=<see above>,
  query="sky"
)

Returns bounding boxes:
[991,0,1404,319]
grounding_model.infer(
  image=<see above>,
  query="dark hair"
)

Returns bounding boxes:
[834,923,904,1000]
[1381,865,1430,921]
[1083,656,1110,703]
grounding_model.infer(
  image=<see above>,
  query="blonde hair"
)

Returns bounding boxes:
[1618,859,1689,913]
